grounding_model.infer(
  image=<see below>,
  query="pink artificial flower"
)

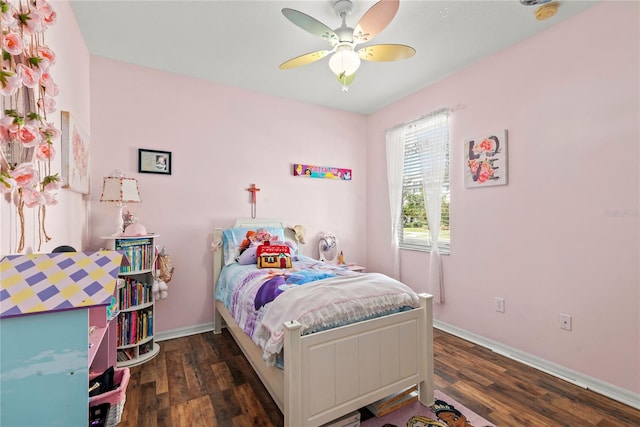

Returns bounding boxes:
[17,63,40,88]
[21,9,45,34]
[2,32,23,55]
[39,71,58,94]
[17,123,41,147]
[37,96,56,114]
[42,190,57,206]
[2,115,20,141]
[37,46,56,65]
[35,142,55,161]
[0,173,17,194]
[33,56,50,72]
[41,122,60,141]
[0,116,18,142]
[21,187,45,207]
[0,72,21,96]
[1,4,17,28]
[0,127,9,143]
[42,174,62,192]
[39,71,51,86]
[0,115,18,128]
[45,81,59,96]
[36,0,57,26]
[49,82,59,96]
[10,162,39,188]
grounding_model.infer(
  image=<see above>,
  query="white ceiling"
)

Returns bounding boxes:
[69,0,600,115]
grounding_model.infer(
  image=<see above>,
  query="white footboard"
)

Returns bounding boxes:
[284,294,433,427]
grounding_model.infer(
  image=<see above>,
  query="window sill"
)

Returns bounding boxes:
[399,244,450,255]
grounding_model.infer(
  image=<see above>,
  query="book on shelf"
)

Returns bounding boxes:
[118,278,152,310]
[115,238,153,272]
[117,348,136,362]
[366,385,419,417]
[117,307,155,347]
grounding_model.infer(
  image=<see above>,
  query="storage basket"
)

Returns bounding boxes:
[89,367,130,426]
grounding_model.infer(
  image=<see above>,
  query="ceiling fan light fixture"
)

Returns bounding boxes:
[328,45,361,77]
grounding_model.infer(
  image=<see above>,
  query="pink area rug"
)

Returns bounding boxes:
[360,389,496,427]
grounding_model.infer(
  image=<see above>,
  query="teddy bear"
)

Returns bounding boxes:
[152,278,169,300]
[292,224,306,244]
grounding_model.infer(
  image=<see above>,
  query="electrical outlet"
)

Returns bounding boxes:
[495,297,505,313]
[560,314,572,331]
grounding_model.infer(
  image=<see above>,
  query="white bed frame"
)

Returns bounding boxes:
[212,219,434,427]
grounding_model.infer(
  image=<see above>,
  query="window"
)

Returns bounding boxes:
[399,111,450,253]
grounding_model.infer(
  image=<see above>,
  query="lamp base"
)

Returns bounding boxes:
[113,204,126,236]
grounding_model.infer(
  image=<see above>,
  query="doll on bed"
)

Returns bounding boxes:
[238,230,258,256]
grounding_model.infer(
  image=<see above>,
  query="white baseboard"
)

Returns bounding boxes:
[155,322,215,342]
[434,320,640,410]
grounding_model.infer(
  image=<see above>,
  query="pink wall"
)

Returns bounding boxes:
[87,58,368,334]
[1,0,91,255]
[3,0,636,401]
[367,2,639,394]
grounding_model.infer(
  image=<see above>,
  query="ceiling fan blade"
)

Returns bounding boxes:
[353,0,399,44]
[282,8,338,44]
[358,44,415,62]
[279,50,332,70]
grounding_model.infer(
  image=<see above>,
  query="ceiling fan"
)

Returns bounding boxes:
[279,0,415,92]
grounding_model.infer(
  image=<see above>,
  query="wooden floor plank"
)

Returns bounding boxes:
[129,382,156,427]
[115,328,640,427]
[212,361,234,390]
[165,349,191,406]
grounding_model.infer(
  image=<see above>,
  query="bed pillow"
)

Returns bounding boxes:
[222,227,284,265]
[257,242,292,268]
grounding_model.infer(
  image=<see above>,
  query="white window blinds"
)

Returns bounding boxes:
[400,109,450,252]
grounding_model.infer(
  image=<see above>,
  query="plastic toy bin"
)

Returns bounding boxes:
[89,367,130,426]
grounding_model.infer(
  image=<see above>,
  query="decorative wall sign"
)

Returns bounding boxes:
[61,111,90,194]
[293,164,352,180]
[138,149,172,175]
[464,130,508,188]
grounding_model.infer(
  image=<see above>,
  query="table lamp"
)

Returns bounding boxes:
[100,172,141,235]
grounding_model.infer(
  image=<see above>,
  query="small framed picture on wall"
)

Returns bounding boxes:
[138,149,172,175]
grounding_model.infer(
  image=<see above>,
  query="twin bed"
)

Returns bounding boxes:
[212,219,434,427]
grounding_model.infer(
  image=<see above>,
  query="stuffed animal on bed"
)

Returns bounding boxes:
[292,224,306,244]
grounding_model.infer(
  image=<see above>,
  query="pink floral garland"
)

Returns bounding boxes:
[0,0,60,252]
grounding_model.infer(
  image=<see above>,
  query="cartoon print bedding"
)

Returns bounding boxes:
[215,256,420,366]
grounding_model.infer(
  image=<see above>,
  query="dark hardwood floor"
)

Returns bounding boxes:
[116,329,640,427]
